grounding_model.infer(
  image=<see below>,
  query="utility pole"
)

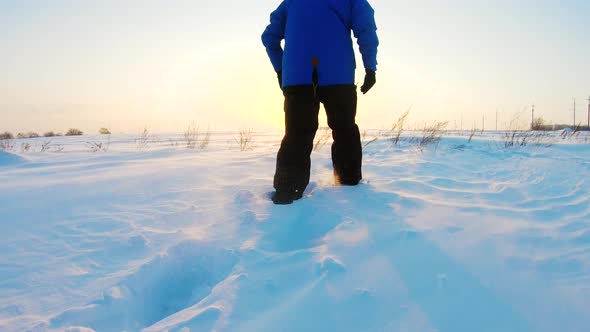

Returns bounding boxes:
[572,98,576,130]
[531,104,535,131]
[460,114,463,132]
[482,115,485,133]
[587,95,590,130]
[496,109,498,131]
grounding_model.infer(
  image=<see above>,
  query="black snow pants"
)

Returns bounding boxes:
[274,84,362,195]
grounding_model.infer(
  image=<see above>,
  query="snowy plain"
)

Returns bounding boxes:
[1,130,590,332]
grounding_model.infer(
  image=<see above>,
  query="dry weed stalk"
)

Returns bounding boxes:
[390,109,410,145]
[362,137,379,150]
[198,127,211,149]
[40,141,52,152]
[503,113,552,148]
[417,121,448,150]
[468,127,478,143]
[184,122,199,149]
[0,139,15,151]
[236,128,254,151]
[136,127,151,150]
[20,142,31,152]
[86,135,110,152]
[183,123,211,149]
[313,127,331,151]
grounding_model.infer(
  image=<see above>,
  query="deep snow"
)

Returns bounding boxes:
[1,131,590,332]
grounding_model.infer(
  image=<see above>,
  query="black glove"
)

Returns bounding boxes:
[277,71,283,90]
[360,69,376,94]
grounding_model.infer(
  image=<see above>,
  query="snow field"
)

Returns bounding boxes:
[0,131,589,331]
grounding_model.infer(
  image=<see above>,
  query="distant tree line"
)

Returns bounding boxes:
[0,128,114,140]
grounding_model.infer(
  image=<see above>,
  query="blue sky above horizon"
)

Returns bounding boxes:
[1,0,589,133]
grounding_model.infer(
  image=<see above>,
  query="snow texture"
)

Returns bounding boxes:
[0,151,26,167]
[1,131,590,332]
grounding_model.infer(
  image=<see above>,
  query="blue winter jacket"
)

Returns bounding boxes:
[262,0,379,87]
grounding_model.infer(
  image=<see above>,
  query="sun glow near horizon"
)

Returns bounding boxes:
[1,0,589,134]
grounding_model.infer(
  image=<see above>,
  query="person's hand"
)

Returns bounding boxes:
[277,71,283,90]
[360,69,376,94]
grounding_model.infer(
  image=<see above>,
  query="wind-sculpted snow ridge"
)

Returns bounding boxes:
[49,241,238,332]
[0,150,26,167]
[0,132,589,331]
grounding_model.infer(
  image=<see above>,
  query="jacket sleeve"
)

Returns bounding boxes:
[261,1,288,73]
[351,0,379,71]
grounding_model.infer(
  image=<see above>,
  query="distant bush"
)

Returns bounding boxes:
[99,128,111,135]
[0,132,15,151]
[65,128,83,136]
[44,131,56,137]
[0,132,13,140]
[531,117,545,131]
[16,132,39,139]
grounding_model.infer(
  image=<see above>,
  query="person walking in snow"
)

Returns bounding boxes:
[262,0,379,204]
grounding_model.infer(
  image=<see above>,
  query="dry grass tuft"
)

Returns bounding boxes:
[236,128,254,151]
[0,138,15,151]
[183,123,211,149]
[99,128,111,135]
[65,129,83,136]
[135,127,152,150]
[389,109,410,145]
[86,135,111,152]
[415,121,448,151]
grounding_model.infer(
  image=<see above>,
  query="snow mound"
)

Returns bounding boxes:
[0,151,26,167]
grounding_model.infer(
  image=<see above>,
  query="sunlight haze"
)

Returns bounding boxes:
[1,0,589,134]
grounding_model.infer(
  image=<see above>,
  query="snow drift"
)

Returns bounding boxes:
[0,151,26,167]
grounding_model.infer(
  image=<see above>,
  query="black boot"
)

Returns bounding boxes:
[334,167,361,186]
[271,190,303,205]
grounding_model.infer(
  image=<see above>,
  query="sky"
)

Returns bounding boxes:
[1,0,589,134]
